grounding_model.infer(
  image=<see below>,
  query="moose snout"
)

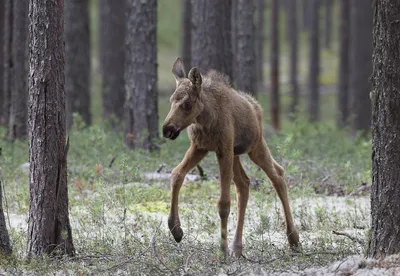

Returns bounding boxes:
[162,124,180,140]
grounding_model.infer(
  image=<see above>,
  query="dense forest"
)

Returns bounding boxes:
[0,0,400,275]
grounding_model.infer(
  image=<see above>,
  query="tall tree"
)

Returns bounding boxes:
[0,171,12,255]
[288,0,299,116]
[236,0,256,95]
[231,0,238,85]
[0,0,4,124]
[308,0,320,122]
[323,0,333,49]
[2,0,13,128]
[270,0,280,129]
[368,0,400,259]
[99,0,126,128]
[302,0,310,31]
[65,0,91,129]
[337,0,350,127]
[191,0,233,82]
[255,0,265,92]
[349,0,372,134]
[27,0,75,257]
[181,0,191,69]
[125,0,158,150]
[8,0,28,140]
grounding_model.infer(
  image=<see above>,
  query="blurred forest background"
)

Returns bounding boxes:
[0,0,388,275]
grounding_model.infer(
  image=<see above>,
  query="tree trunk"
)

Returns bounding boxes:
[302,0,310,31]
[368,0,400,259]
[308,0,320,122]
[349,0,372,134]
[27,0,75,257]
[2,0,13,128]
[65,0,91,129]
[0,173,12,255]
[0,0,4,125]
[236,0,256,96]
[99,0,126,128]
[255,0,265,92]
[323,0,333,49]
[231,0,238,86]
[337,0,350,128]
[181,0,191,69]
[9,0,28,140]
[288,0,298,116]
[125,0,158,151]
[191,0,233,82]
[270,0,280,129]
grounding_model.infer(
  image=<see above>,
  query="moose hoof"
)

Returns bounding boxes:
[230,245,243,259]
[168,218,183,243]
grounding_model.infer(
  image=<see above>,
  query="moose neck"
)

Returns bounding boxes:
[194,91,217,129]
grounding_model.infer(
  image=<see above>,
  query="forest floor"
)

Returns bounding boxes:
[0,103,385,275]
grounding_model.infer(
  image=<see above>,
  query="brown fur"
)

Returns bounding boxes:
[162,58,300,258]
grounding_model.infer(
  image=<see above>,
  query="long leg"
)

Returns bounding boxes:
[248,139,300,249]
[231,156,250,257]
[168,144,208,242]
[216,149,234,257]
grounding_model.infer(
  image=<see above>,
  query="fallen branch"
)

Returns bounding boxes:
[108,155,118,168]
[332,230,365,245]
[196,164,207,180]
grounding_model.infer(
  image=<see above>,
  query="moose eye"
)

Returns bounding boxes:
[181,101,192,111]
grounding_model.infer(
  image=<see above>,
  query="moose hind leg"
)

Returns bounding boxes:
[231,156,250,258]
[248,140,300,250]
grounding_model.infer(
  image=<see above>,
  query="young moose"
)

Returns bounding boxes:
[162,58,300,257]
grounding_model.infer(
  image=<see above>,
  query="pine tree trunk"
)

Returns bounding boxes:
[191,0,233,82]
[337,0,350,128]
[99,0,126,128]
[231,0,238,86]
[0,0,4,124]
[236,0,256,96]
[302,0,310,31]
[308,0,320,122]
[368,0,400,259]
[288,0,298,116]
[8,0,28,140]
[255,0,265,92]
[27,0,75,257]
[323,0,333,49]
[65,0,91,129]
[0,173,11,255]
[181,0,191,69]
[270,0,280,129]
[349,0,372,134]
[125,0,158,151]
[2,0,13,128]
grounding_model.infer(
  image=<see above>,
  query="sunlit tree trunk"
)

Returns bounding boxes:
[323,0,333,49]
[308,0,320,122]
[368,0,400,259]
[255,0,265,92]
[27,0,75,257]
[270,0,280,129]
[181,0,191,69]
[288,0,298,116]
[125,0,158,150]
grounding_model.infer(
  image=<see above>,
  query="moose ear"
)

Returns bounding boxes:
[188,67,202,88]
[172,57,186,84]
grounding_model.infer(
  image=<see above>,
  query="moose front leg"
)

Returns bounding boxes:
[168,145,208,242]
[216,150,234,258]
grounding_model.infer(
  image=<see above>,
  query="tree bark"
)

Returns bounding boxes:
[236,0,256,96]
[0,0,4,124]
[2,0,13,128]
[323,0,333,49]
[99,0,126,128]
[368,0,400,259]
[231,0,238,86]
[9,0,28,140]
[0,172,12,255]
[27,0,75,257]
[349,0,372,134]
[302,0,310,31]
[255,0,265,92]
[65,0,91,129]
[308,0,320,122]
[181,0,191,69]
[125,0,158,151]
[337,0,350,128]
[191,0,233,83]
[288,0,298,116]
[270,0,280,129]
